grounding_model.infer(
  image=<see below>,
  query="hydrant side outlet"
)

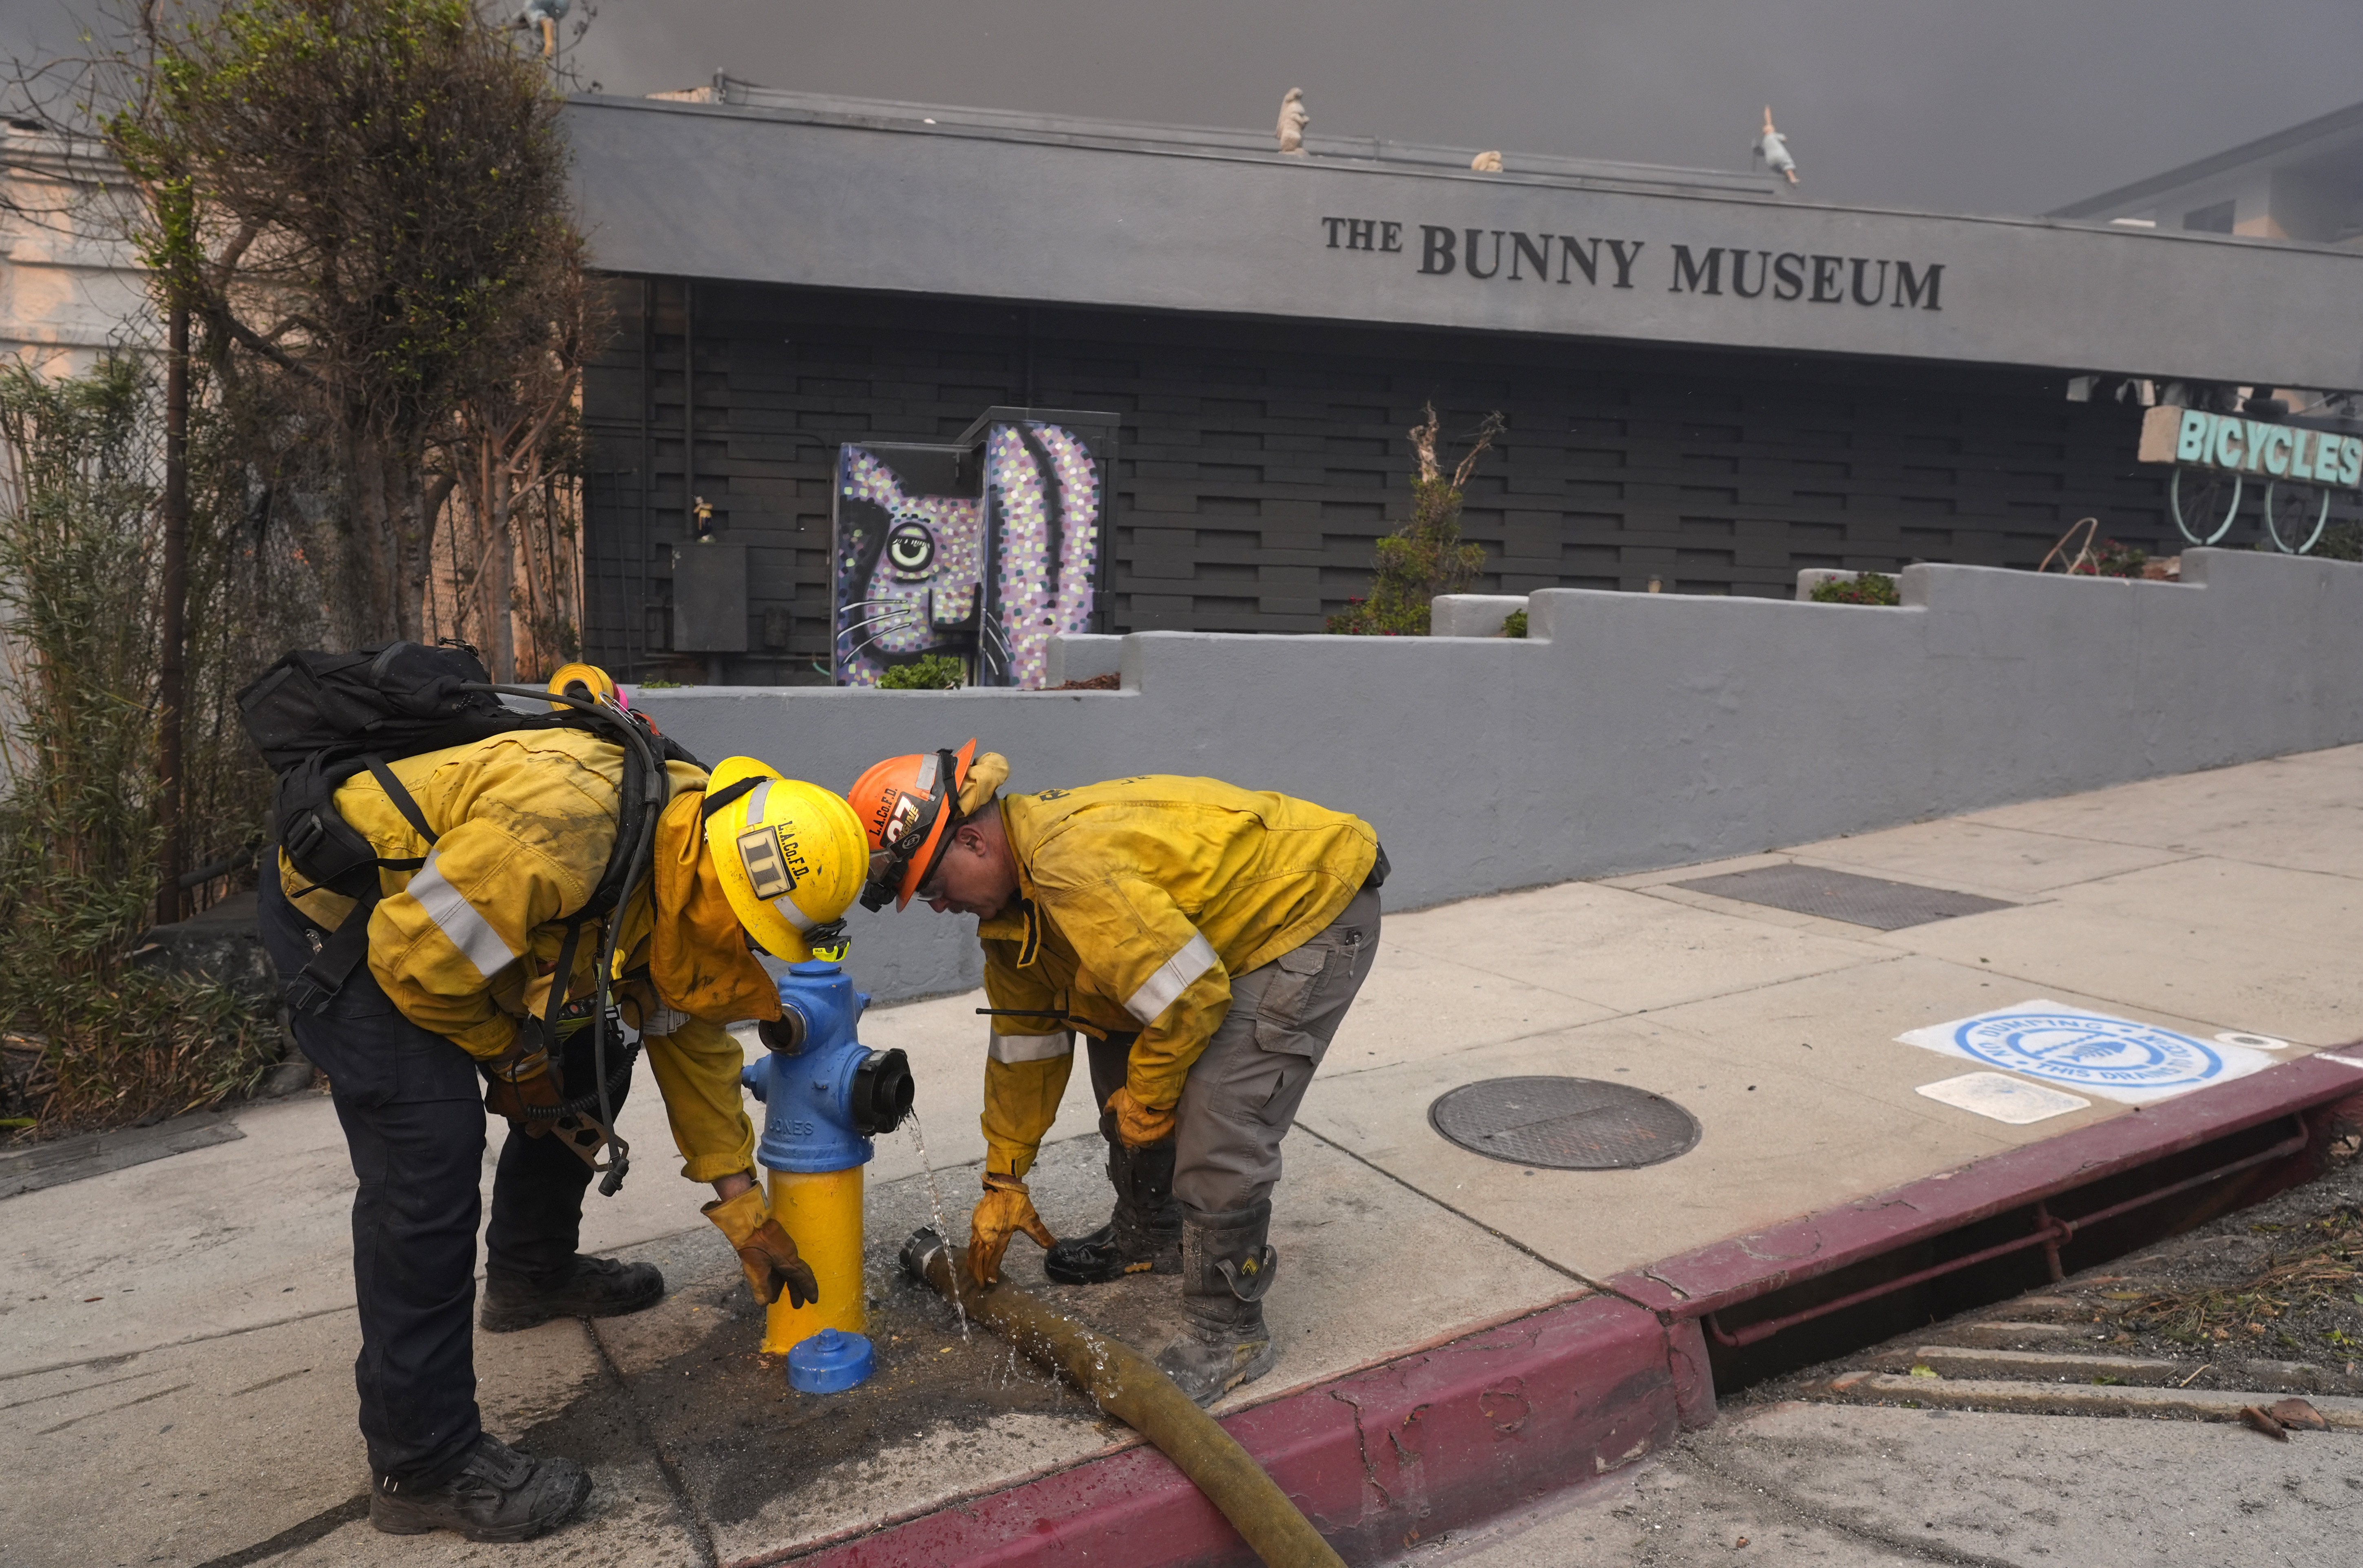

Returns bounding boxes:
[747,961,907,1173]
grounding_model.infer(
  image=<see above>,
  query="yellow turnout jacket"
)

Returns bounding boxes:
[278,726,756,1182]
[972,775,1377,1178]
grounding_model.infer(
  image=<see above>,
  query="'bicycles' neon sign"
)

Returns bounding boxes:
[2137,405,2363,488]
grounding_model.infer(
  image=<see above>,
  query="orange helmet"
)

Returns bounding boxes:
[849,739,979,910]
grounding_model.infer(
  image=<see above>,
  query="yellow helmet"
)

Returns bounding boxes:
[700,757,868,960]
[546,662,621,711]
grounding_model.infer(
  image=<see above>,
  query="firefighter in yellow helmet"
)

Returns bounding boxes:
[259,670,867,1544]
[848,742,1384,1407]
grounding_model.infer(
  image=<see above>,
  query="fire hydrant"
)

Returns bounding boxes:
[741,960,914,1357]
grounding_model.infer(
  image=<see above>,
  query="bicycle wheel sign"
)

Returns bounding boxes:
[2138,405,2360,553]
[1896,1000,2279,1104]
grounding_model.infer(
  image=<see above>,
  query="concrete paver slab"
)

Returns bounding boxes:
[1319,942,1619,1077]
[1636,952,2259,1143]
[1884,855,2363,1045]
[1298,1012,2018,1282]
[1967,750,2363,881]
[0,1305,630,1568]
[1405,879,1892,1014]
[1788,816,2192,898]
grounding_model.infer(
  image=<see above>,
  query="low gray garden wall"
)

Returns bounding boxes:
[637,548,2363,1003]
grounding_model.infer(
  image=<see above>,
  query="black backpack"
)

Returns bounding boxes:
[237,640,696,1193]
[242,642,562,901]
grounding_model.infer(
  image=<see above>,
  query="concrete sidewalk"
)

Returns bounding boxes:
[4,744,2361,1566]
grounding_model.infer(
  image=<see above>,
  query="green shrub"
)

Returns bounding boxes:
[1501,609,1529,638]
[1809,571,1902,606]
[2313,522,2363,562]
[877,654,966,690]
[0,361,274,1135]
[1327,404,1505,636]
[2072,539,2149,579]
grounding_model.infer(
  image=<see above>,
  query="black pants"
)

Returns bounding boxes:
[259,876,633,1485]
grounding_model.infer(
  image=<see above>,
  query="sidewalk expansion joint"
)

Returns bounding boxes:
[1293,1123,1607,1294]
[586,1318,720,1568]
[0,1302,357,1385]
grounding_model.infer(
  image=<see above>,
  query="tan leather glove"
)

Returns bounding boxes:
[967,1173,1056,1285]
[483,1040,561,1135]
[1106,1084,1177,1148]
[702,1186,820,1309]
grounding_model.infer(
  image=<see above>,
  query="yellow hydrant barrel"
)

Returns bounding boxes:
[762,1166,867,1352]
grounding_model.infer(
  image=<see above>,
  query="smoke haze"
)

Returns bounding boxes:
[8,2,2360,214]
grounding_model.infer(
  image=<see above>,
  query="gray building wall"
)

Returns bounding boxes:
[568,93,2363,390]
[634,546,2363,1005]
[584,281,2285,679]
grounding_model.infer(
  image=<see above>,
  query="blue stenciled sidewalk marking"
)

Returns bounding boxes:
[1896,1000,2278,1105]
[1951,1012,2223,1090]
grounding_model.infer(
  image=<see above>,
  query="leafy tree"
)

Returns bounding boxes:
[101,0,585,647]
[1328,404,1505,636]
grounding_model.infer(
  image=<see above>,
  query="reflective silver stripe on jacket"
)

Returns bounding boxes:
[409,847,518,980]
[1122,932,1218,1025]
[641,1006,690,1037]
[988,1029,1075,1064]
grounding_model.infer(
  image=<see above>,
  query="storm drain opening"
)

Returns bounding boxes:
[1695,1108,2336,1396]
[1676,863,2014,930]
[1428,1076,1702,1170]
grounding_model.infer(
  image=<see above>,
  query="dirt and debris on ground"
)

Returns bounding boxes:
[1745,1135,2363,1409]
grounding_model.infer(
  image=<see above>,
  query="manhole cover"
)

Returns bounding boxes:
[1675,864,2013,930]
[1427,1077,1702,1170]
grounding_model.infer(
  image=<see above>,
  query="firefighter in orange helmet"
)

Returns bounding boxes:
[849,741,1385,1405]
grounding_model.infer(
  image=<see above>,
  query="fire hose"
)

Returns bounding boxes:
[900,1228,1345,1568]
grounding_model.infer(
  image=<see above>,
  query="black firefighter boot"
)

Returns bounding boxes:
[370,1433,592,1541]
[1043,1136,1183,1284]
[480,1254,665,1333]
[1154,1201,1279,1406]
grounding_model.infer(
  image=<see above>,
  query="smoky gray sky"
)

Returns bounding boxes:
[9,2,2363,215]
[569,0,2363,214]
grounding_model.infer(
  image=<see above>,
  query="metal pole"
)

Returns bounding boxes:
[156,299,190,926]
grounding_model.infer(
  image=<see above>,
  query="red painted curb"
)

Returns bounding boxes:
[757,1053,2363,1568]
[760,1293,1678,1568]
[1606,1052,2363,1321]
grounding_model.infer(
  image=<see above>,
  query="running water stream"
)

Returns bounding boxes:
[902,1109,971,1343]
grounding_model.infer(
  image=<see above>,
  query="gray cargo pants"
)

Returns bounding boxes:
[1084,886,1382,1215]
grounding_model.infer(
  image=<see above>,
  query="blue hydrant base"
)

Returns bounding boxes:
[787,1327,876,1394]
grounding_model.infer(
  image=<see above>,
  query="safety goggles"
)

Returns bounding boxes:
[858,748,961,911]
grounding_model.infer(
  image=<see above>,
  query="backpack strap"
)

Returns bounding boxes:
[285,889,382,1014]
[284,755,438,1013]
[362,755,438,864]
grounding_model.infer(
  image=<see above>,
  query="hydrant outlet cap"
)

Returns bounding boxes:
[787,1327,875,1394]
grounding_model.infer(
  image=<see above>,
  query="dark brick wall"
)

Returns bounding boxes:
[583,276,2189,681]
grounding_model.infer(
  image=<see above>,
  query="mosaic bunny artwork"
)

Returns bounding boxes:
[831,416,1111,689]
[977,421,1104,689]
[831,445,983,686]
